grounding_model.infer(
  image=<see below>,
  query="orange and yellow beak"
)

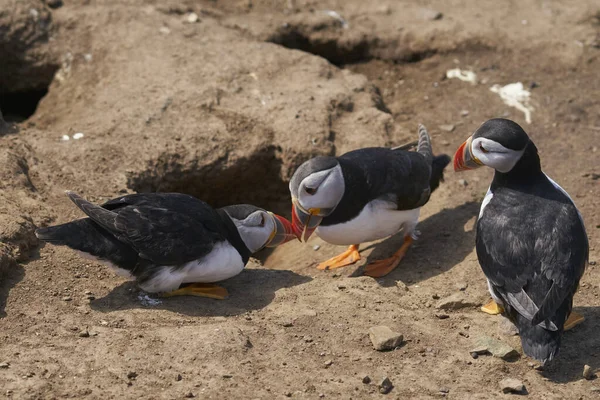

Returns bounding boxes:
[291,201,324,242]
[453,136,484,172]
[265,213,296,247]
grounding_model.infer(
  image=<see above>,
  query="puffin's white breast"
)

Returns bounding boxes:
[316,199,420,246]
[139,241,245,293]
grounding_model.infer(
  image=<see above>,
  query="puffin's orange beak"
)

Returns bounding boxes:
[453,136,483,172]
[291,202,323,242]
[265,213,296,247]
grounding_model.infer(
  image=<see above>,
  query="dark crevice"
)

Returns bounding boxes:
[0,89,49,123]
[126,146,291,216]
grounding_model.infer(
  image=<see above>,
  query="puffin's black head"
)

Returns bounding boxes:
[221,204,295,253]
[453,118,531,173]
[288,156,344,242]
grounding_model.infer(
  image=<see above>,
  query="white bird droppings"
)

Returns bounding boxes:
[489,82,534,124]
[61,135,70,141]
[446,68,477,84]
[73,133,85,140]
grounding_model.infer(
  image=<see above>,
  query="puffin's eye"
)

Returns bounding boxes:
[305,187,317,195]
[479,143,489,154]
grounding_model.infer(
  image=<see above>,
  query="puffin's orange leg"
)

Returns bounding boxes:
[564,311,584,331]
[363,236,413,278]
[317,244,361,270]
[161,283,229,299]
[481,299,504,315]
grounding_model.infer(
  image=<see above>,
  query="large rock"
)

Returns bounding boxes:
[368,326,403,351]
[28,7,393,211]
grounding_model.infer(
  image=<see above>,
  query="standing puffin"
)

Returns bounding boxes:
[289,124,450,277]
[35,191,295,299]
[454,118,588,363]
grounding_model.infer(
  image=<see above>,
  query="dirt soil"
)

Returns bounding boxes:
[1,0,600,399]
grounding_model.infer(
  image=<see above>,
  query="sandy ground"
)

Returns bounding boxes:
[1,0,599,399]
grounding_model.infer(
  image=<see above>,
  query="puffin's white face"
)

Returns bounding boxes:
[469,137,525,173]
[232,210,294,253]
[295,165,345,213]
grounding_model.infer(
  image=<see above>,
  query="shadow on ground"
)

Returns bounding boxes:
[541,305,600,383]
[354,201,480,286]
[0,261,25,318]
[90,267,312,317]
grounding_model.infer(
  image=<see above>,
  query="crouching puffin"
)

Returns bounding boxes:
[289,124,451,277]
[35,191,295,299]
[454,118,588,363]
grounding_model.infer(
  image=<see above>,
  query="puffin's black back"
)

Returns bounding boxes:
[476,143,588,362]
[320,147,449,226]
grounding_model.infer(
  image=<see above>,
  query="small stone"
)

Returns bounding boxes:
[498,317,519,336]
[435,293,477,310]
[368,326,403,351]
[439,124,455,132]
[499,378,525,394]
[458,179,468,187]
[127,371,137,380]
[176,374,183,381]
[362,375,371,384]
[324,360,333,367]
[419,8,443,20]
[79,330,90,338]
[313,245,320,251]
[62,296,72,301]
[379,377,393,394]
[336,284,346,290]
[45,0,63,9]
[282,320,294,327]
[0,362,9,369]
[456,282,468,291]
[222,374,233,378]
[73,133,84,140]
[470,352,479,359]
[590,261,597,266]
[284,392,292,397]
[185,393,195,398]
[439,387,450,394]
[435,313,450,319]
[100,320,109,326]
[460,110,469,117]
[473,336,519,360]
[583,364,596,380]
[186,12,199,23]
[396,281,409,291]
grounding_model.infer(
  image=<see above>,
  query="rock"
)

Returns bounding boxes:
[62,296,72,302]
[78,330,90,338]
[439,387,450,394]
[395,280,409,291]
[313,245,320,251]
[456,282,468,291]
[435,313,450,319]
[439,124,455,132]
[185,12,199,23]
[435,293,478,310]
[458,179,468,187]
[379,377,393,394]
[498,317,519,336]
[368,326,403,351]
[473,336,519,360]
[127,371,138,380]
[419,8,443,21]
[460,110,470,116]
[185,393,195,398]
[324,360,333,368]
[0,362,9,369]
[583,364,596,380]
[362,375,371,384]
[499,378,525,394]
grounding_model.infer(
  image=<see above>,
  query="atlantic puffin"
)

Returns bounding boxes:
[454,118,588,363]
[289,124,450,277]
[35,191,295,299]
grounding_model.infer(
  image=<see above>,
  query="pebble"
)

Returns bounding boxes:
[458,179,468,187]
[185,392,195,398]
[186,12,199,23]
[435,313,450,319]
[324,360,333,368]
[583,364,596,380]
[0,362,9,369]
[313,245,320,251]
[176,374,183,381]
[362,375,371,384]
[79,330,90,338]
[419,8,443,20]
[379,377,393,394]
[127,371,138,380]
[439,124,455,132]
[460,110,470,117]
[62,296,72,301]
[435,293,477,310]
[368,326,403,351]
[472,336,519,360]
[439,387,450,394]
[499,378,525,394]
[396,280,409,291]
[456,282,468,291]
[73,133,84,140]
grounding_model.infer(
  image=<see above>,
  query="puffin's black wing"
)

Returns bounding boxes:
[68,192,227,265]
[476,185,588,329]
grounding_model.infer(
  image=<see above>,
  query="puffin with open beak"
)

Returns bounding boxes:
[454,118,588,363]
[35,191,295,299]
[289,124,450,277]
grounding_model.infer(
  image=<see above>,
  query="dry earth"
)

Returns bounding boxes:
[1,0,599,399]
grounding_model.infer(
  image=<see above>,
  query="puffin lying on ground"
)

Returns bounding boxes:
[36,191,295,299]
[289,124,450,277]
[454,118,588,363]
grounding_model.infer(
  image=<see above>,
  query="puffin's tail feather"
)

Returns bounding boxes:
[429,154,451,193]
[416,124,433,165]
[65,191,118,233]
[36,218,138,268]
[517,313,561,364]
